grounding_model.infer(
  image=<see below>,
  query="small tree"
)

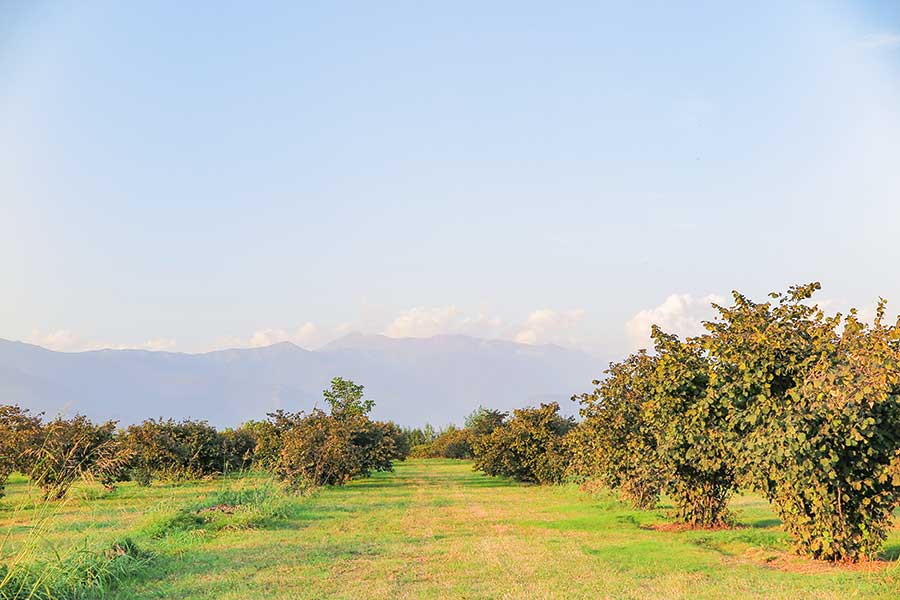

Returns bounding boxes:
[121,419,183,485]
[473,402,574,484]
[465,407,507,437]
[323,377,374,419]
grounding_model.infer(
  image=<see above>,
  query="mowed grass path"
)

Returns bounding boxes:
[4,460,900,599]
[117,460,899,599]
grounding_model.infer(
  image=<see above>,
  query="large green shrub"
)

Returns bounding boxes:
[571,351,664,509]
[121,418,226,483]
[276,409,362,489]
[410,426,474,459]
[241,411,306,470]
[26,415,131,500]
[704,284,900,560]
[570,331,736,523]
[473,402,574,484]
[221,427,256,473]
[170,419,226,478]
[409,408,508,459]
[274,378,404,490]
[464,407,508,437]
[649,329,736,527]
[0,405,42,498]
[368,421,411,467]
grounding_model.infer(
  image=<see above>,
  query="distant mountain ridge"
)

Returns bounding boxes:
[0,334,603,427]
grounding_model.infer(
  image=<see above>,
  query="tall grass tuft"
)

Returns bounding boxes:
[0,478,148,599]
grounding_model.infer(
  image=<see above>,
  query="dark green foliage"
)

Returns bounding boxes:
[276,409,360,489]
[276,412,403,490]
[410,426,474,459]
[370,421,411,467]
[120,419,182,484]
[0,405,42,499]
[571,352,664,509]
[571,332,734,523]
[242,411,305,470]
[409,407,508,459]
[274,378,405,490]
[121,418,228,483]
[26,415,131,500]
[464,407,508,437]
[703,285,900,561]
[221,427,256,472]
[172,419,227,478]
[473,402,574,484]
[650,329,736,527]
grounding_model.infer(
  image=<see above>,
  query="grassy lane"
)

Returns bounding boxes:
[106,460,897,599]
[3,460,898,599]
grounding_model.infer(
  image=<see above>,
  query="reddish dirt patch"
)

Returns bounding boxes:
[644,522,740,533]
[733,548,896,574]
[763,552,893,574]
[198,503,238,514]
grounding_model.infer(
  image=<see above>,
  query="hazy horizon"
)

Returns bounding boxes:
[3,2,900,361]
[1,329,598,356]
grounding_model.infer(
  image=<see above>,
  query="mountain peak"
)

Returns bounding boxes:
[0,333,602,426]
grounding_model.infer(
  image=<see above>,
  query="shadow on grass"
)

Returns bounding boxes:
[105,538,385,599]
[880,544,900,561]
[457,478,514,489]
[748,518,782,529]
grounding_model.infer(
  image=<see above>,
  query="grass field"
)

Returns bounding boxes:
[2,459,899,599]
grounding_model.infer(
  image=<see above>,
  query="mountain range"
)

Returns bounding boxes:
[0,334,603,427]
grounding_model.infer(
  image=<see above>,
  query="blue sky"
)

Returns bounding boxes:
[2,1,899,357]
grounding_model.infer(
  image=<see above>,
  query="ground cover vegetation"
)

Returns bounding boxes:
[1,282,899,598]
[1,461,897,600]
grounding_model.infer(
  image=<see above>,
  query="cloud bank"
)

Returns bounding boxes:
[25,330,177,353]
[20,306,592,353]
[624,293,724,351]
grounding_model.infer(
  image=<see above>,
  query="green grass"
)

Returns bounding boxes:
[1,461,898,599]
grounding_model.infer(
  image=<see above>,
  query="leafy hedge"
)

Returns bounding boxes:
[473,403,574,485]
[273,378,408,490]
[572,283,900,561]
[0,377,409,499]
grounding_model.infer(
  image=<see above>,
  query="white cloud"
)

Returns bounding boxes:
[514,309,587,347]
[383,306,504,339]
[138,338,179,351]
[22,305,596,354]
[381,305,591,348]
[247,322,321,348]
[625,293,724,350]
[28,329,82,352]
[209,322,333,351]
[24,330,177,352]
[858,33,900,50]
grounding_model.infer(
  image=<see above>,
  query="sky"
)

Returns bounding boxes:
[2,1,900,359]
